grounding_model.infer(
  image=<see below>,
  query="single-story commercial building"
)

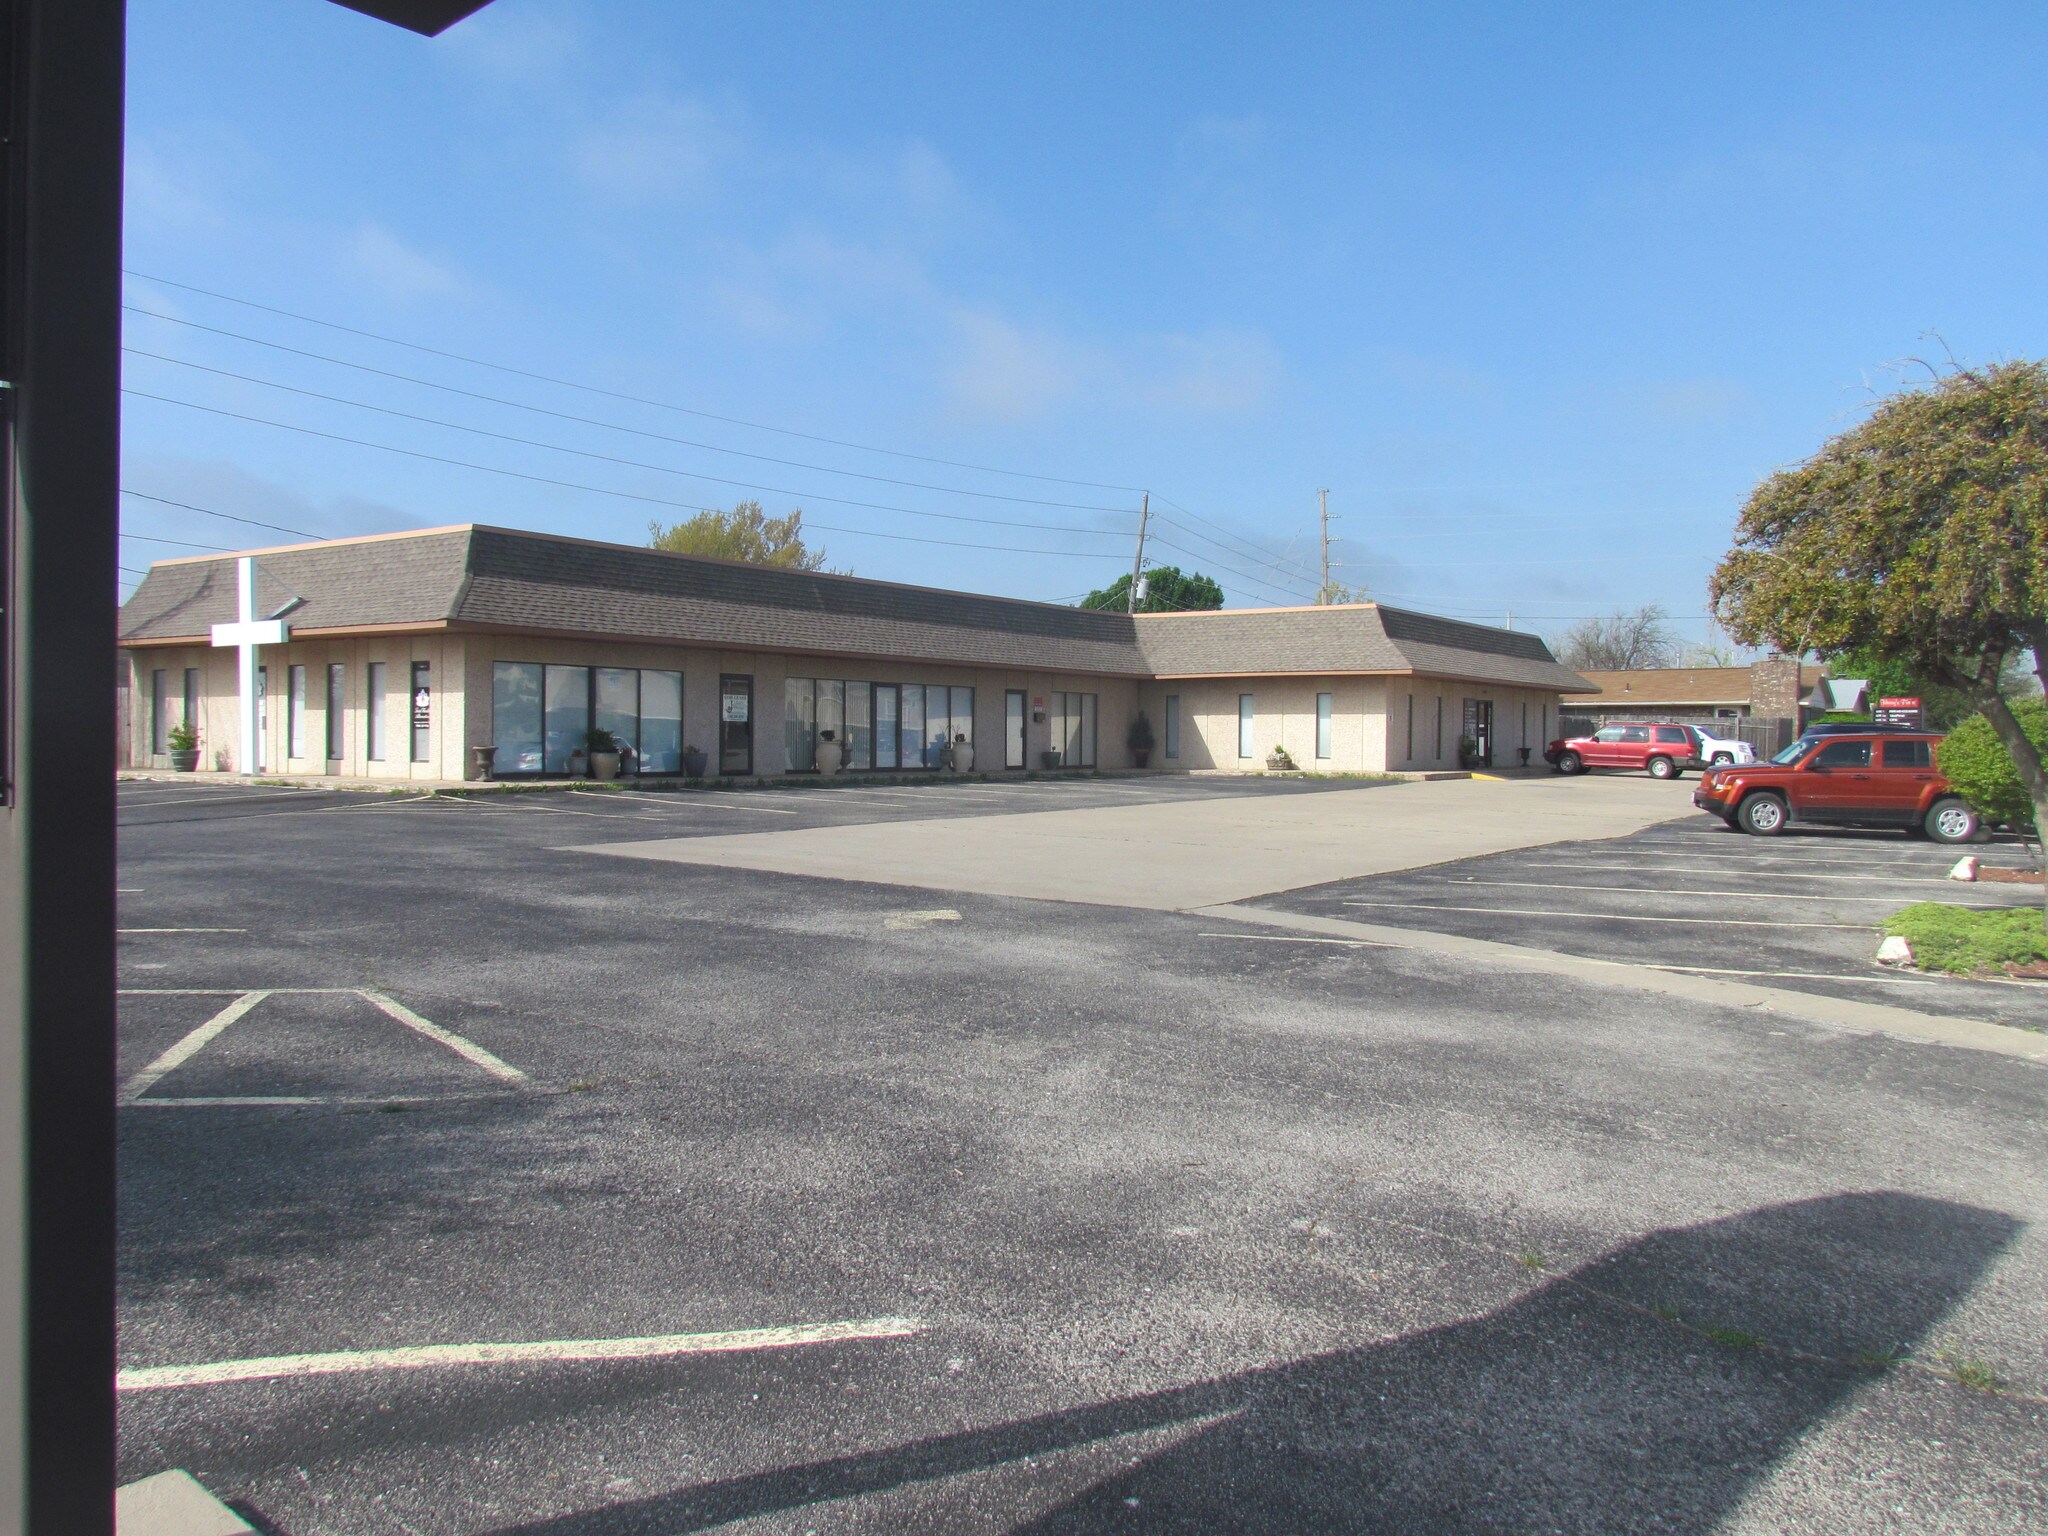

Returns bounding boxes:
[117,525,1595,780]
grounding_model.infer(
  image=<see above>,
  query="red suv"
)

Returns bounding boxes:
[1692,730,1980,841]
[1545,722,1700,780]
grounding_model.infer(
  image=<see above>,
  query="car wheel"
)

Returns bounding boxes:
[1647,755,1678,780]
[1738,793,1787,836]
[1557,750,1582,775]
[1925,799,1981,844]
[1710,752,1733,767]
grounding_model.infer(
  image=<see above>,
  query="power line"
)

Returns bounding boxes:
[123,269,1147,494]
[121,532,235,551]
[123,307,1142,516]
[1145,532,1311,607]
[1149,495,1322,581]
[123,350,1133,541]
[121,390,1130,565]
[118,489,323,540]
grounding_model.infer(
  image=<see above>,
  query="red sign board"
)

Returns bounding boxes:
[1873,696,1923,728]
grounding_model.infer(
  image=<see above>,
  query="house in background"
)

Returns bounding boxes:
[1566,657,1824,727]
[117,524,1596,781]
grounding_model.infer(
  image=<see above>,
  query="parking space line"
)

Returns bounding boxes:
[120,791,325,810]
[1339,901,1865,929]
[1648,965,1937,987]
[363,991,526,1081]
[116,1315,924,1392]
[118,927,246,934]
[120,990,270,1103]
[1427,878,2010,906]
[1487,862,1967,884]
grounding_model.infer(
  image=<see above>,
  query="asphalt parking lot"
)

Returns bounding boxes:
[116,778,2048,1534]
[1263,806,2048,1030]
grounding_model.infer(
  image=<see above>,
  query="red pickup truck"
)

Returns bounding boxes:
[1545,722,1701,780]
[1692,729,1980,841]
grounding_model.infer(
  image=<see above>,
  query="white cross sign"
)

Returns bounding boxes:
[210,556,290,774]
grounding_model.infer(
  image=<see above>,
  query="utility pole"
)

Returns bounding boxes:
[1317,488,1338,603]
[1127,492,1150,612]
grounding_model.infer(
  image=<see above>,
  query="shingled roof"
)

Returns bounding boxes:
[118,525,1592,690]
[1132,603,1593,691]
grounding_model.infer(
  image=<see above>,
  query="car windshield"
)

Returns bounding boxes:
[1771,737,1816,765]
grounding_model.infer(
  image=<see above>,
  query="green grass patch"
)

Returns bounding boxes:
[1883,902,2048,975]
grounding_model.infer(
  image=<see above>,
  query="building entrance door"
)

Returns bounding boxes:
[1461,698,1494,766]
[719,675,753,775]
[1005,689,1026,769]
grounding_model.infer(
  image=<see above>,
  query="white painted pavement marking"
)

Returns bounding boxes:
[120,791,329,810]
[119,928,247,934]
[363,990,527,1082]
[571,790,801,814]
[120,991,270,1104]
[1426,877,2014,906]
[116,1316,924,1391]
[1484,861,1971,884]
[1339,901,1866,930]
[1649,965,1938,986]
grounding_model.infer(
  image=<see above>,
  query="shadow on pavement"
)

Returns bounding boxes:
[488,1191,2018,1534]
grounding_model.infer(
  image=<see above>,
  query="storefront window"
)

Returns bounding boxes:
[492,663,543,774]
[639,671,683,774]
[784,677,817,773]
[596,668,639,762]
[543,664,590,773]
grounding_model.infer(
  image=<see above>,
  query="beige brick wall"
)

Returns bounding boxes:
[126,637,1566,781]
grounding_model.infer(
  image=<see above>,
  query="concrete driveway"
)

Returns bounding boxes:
[569,772,1690,908]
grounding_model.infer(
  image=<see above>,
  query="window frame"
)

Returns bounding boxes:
[1315,691,1333,760]
[325,662,345,760]
[1237,693,1255,760]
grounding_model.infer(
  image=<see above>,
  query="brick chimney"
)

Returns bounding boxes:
[1748,655,1803,719]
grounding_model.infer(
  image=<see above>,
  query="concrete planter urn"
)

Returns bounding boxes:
[1264,751,1296,772]
[949,736,973,772]
[471,744,497,781]
[1040,749,1062,770]
[168,749,200,773]
[814,733,843,774]
[681,747,708,778]
[588,751,621,782]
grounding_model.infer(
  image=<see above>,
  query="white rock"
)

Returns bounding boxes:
[1876,935,1915,966]
[1948,856,1979,882]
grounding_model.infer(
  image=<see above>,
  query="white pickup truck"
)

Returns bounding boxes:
[1692,726,1757,767]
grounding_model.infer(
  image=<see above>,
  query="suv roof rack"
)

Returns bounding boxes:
[1797,721,1939,737]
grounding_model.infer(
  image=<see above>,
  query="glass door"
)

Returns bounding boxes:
[1005,690,1026,769]
[719,674,753,774]
[1461,698,1493,766]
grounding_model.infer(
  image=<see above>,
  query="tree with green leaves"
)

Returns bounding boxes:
[648,499,831,571]
[1937,700,2048,839]
[1080,565,1223,613]
[1709,360,2048,922]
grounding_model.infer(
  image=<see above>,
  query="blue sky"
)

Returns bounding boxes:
[120,1,2048,643]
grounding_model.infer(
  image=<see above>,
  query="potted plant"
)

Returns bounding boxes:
[949,732,973,772]
[1457,735,1482,769]
[1128,710,1155,768]
[814,727,843,774]
[1041,748,1063,770]
[1264,744,1296,772]
[166,720,201,773]
[585,727,622,782]
[681,744,708,778]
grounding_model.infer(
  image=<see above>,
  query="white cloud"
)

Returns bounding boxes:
[342,223,466,303]
[944,312,1084,422]
[942,311,1282,424]
[574,95,736,204]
